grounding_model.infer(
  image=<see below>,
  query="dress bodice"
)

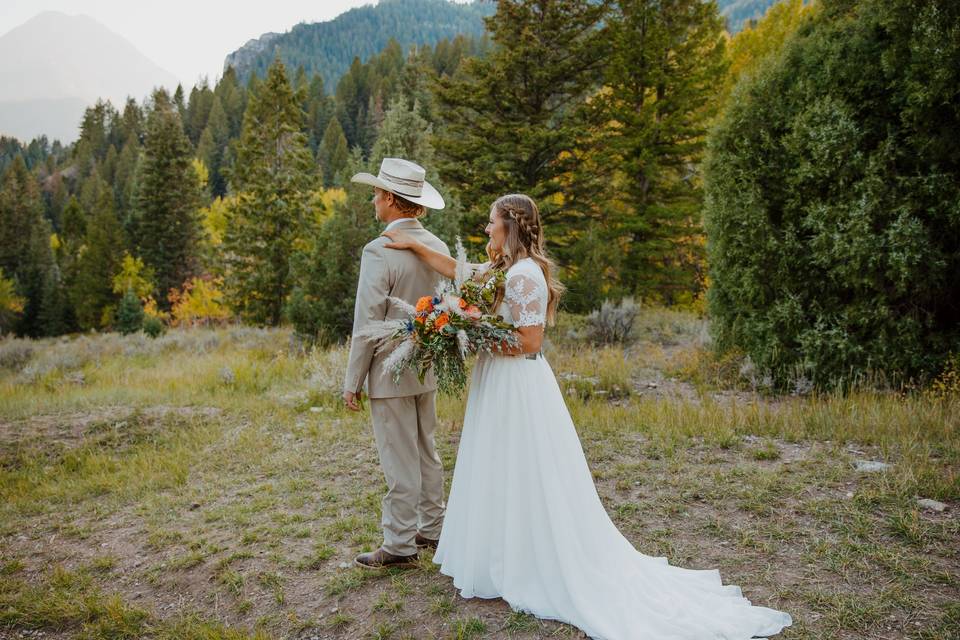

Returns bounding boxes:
[497,258,548,328]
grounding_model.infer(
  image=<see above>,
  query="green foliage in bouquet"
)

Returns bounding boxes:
[356,246,518,395]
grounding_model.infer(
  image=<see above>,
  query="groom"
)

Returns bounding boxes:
[343,157,451,569]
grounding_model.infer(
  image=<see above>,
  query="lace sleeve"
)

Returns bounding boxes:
[505,271,547,328]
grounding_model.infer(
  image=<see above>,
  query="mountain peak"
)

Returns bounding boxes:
[0,11,178,143]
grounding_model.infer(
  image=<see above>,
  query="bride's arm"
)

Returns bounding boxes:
[381,230,465,279]
[499,325,544,356]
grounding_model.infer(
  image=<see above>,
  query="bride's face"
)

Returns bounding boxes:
[485,206,507,254]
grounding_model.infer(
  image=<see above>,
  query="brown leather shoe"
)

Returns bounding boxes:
[354,547,418,570]
[415,532,439,550]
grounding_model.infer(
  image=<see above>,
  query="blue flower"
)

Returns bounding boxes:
[405,320,414,333]
[432,296,442,305]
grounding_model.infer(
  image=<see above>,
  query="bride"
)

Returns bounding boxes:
[382,193,792,640]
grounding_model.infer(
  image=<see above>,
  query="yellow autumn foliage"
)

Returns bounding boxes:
[169,276,232,328]
[200,196,233,246]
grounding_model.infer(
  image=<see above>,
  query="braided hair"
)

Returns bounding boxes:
[484,194,563,324]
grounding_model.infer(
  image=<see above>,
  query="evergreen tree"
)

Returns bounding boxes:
[134,88,203,306]
[370,97,461,247]
[304,74,334,154]
[118,98,145,145]
[73,100,117,177]
[70,178,125,330]
[0,157,55,336]
[223,57,318,326]
[318,116,349,187]
[173,84,188,123]
[216,66,247,139]
[60,196,86,251]
[290,98,463,341]
[186,80,216,145]
[45,171,68,233]
[289,148,380,340]
[114,138,140,228]
[197,96,231,197]
[334,40,405,153]
[433,0,608,248]
[38,262,71,336]
[704,0,960,388]
[115,288,145,334]
[597,0,728,303]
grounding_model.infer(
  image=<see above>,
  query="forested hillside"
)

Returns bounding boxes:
[224,0,494,92]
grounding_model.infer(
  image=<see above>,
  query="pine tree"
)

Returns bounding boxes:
[0,157,55,336]
[597,0,728,303]
[216,66,247,139]
[318,116,349,187]
[173,84,188,123]
[133,88,203,306]
[114,138,140,228]
[304,74,334,154]
[223,57,318,326]
[186,80,215,145]
[60,196,86,245]
[70,178,126,330]
[46,172,68,234]
[288,148,380,340]
[118,98,145,145]
[370,97,461,247]
[115,288,144,334]
[38,262,71,336]
[73,101,117,178]
[197,96,231,198]
[433,0,608,243]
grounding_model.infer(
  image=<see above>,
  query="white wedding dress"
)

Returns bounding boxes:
[433,258,792,640]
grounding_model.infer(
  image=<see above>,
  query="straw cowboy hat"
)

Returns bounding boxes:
[350,157,445,210]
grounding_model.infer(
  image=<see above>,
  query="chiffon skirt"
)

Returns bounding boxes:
[433,353,793,640]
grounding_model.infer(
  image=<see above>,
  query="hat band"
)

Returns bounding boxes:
[379,170,424,197]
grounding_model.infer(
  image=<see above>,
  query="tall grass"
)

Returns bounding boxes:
[0,315,955,639]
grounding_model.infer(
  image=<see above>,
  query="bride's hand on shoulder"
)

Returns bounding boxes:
[382,229,420,251]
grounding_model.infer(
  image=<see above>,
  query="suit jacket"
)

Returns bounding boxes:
[344,218,451,399]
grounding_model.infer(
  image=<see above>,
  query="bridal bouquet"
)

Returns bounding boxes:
[356,241,518,395]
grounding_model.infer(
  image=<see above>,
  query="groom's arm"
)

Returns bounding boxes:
[343,243,390,399]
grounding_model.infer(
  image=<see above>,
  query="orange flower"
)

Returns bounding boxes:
[415,315,426,324]
[434,313,450,330]
[415,296,434,313]
[458,297,468,309]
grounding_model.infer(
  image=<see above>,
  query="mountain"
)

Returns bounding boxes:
[0,11,178,143]
[224,0,494,92]
[718,0,783,32]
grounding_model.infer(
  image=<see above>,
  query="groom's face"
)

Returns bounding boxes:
[373,187,400,223]
[372,188,388,222]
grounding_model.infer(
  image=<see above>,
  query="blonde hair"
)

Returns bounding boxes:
[375,187,425,218]
[485,194,564,324]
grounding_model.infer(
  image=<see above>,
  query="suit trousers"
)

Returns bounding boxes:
[369,392,445,556]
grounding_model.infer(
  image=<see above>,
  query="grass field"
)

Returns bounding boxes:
[0,310,957,640]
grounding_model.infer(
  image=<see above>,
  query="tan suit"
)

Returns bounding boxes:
[344,218,450,555]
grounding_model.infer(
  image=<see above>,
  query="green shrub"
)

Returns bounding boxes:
[704,0,960,389]
[142,316,165,338]
[115,290,144,335]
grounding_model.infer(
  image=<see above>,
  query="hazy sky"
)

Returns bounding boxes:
[0,0,387,87]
